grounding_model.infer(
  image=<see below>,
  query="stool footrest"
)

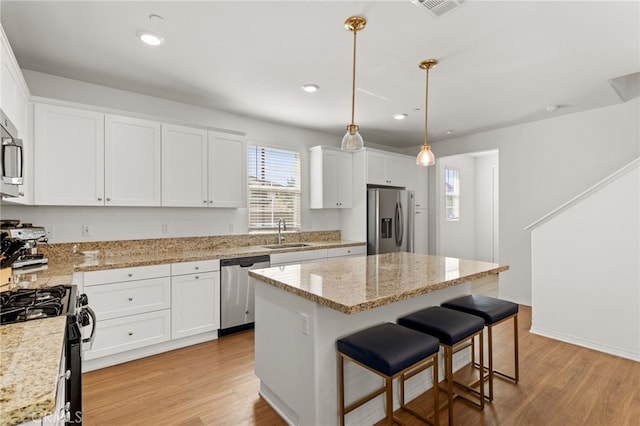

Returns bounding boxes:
[343,385,386,416]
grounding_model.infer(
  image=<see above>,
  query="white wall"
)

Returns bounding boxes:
[408,98,640,305]
[474,152,499,262]
[530,163,639,361]
[2,71,347,242]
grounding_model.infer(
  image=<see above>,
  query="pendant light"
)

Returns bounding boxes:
[416,59,438,166]
[341,16,366,152]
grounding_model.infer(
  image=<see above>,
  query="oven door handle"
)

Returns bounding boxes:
[82,306,97,348]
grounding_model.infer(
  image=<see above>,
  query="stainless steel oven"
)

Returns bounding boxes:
[0,108,23,198]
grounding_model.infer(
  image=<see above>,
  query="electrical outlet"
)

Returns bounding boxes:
[301,313,310,336]
[81,224,92,237]
[45,226,55,241]
[162,223,169,234]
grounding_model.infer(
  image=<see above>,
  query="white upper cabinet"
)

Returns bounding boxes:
[365,150,409,188]
[309,146,353,209]
[161,127,246,208]
[1,25,30,203]
[104,115,161,206]
[208,131,246,208]
[414,165,428,209]
[161,124,208,207]
[34,103,105,206]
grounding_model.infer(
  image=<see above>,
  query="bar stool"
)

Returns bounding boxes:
[441,294,519,401]
[398,307,485,425]
[337,322,441,426]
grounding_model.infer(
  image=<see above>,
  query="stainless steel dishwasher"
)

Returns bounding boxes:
[219,255,270,336]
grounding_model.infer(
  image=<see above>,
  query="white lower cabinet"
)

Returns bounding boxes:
[83,264,171,361]
[171,260,221,339]
[414,209,428,254]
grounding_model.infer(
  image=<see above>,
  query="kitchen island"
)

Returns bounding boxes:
[249,252,509,425]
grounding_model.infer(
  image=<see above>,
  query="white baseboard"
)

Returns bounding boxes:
[529,326,639,362]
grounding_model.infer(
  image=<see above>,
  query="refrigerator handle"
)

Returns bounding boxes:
[396,201,404,248]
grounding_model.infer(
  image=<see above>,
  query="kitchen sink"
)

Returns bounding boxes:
[261,243,311,249]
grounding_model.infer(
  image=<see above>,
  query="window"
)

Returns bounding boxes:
[445,167,460,221]
[248,145,301,231]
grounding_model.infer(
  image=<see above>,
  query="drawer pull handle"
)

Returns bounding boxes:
[194,266,199,270]
[195,276,200,279]
[128,331,133,336]
[128,273,133,277]
[128,297,133,301]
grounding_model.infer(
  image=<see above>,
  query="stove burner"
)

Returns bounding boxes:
[0,285,69,324]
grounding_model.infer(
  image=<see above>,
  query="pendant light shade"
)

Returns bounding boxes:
[416,59,438,166]
[341,16,366,152]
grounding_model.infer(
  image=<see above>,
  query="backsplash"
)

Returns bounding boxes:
[41,230,341,262]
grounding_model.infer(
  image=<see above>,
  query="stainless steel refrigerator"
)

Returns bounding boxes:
[367,188,414,255]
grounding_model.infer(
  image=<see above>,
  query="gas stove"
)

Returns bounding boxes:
[0,285,74,324]
[0,284,95,425]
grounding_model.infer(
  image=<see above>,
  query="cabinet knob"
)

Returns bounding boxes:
[203,200,207,204]
[194,266,199,270]
[127,273,133,277]
[63,370,71,380]
[106,197,111,202]
[18,191,24,196]
[195,275,200,279]
[97,197,103,201]
[128,297,133,301]
[209,200,213,204]
[128,331,133,336]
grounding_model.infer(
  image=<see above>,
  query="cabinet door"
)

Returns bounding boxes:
[208,132,246,208]
[386,156,408,187]
[34,104,105,206]
[414,209,428,254]
[171,271,220,339]
[414,165,428,209]
[161,124,208,207]
[337,151,353,208]
[105,115,161,206]
[366,151,387,186]
[322,149,340,207]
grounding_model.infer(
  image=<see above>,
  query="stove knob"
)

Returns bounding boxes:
[80,311,91,327]
[78,294,89,307]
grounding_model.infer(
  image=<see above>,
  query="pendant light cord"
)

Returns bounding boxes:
[424,65,430,147]
[350,29,357,126]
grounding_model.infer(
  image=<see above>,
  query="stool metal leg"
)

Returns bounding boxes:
[339,354,345,426]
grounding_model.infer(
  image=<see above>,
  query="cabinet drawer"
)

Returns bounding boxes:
[327,246,366,258]
[84,264,170,286]
[84,277,171,320]
[171,259,220,276]
[84,310,171,360]
[270,249,327,266]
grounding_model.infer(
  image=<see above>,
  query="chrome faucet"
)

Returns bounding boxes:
[277,219,287,244]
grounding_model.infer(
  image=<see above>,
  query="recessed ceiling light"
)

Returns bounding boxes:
[149,14,165,24]
[302,84,319,93]
[445,129,456,135]
[137,30,165,46]
[546,105,559,113]
[393,113,408,120]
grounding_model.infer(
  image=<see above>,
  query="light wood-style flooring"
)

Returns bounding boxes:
[83,305,640,425]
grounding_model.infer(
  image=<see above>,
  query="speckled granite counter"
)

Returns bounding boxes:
[0,317,66,426]
[4,231,364,291]
[249,252,509,314]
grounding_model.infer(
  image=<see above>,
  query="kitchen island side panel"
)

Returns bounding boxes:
[253,278,474,425]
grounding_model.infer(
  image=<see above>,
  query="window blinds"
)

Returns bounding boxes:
[248,145,301,230]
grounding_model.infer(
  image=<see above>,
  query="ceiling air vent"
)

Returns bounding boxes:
[412,0,468,17]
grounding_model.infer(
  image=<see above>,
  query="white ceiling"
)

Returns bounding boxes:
[2,1,639,149]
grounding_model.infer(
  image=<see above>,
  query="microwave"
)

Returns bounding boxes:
[0,108,23,198]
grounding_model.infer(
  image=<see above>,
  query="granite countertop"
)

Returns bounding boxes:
[5,239,365,291]
[249,252,509,314]
[0,317,67,426]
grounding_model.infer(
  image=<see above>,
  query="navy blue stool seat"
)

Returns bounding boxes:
[442,295,519,401]
[398,307,486,425]
[337,322,441,425]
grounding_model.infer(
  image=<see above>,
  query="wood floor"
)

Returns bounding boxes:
[83,305,640,425]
